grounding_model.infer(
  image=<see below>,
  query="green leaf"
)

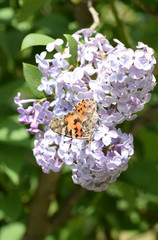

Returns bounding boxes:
[0,115,30,147]
[21,33,54,51]
[0,193,23,221]
[23,63,45,98]
[137,128,158,161]
[0,222,25,240]
[64,34,78,66]
[18,0,48,21]
[35,13,69,39]
[0,165,19,185]
[0,81,24,106]
[0,145,26,173]
[0,144,30,185]
[124,158,158,195]
[0,7,14,22]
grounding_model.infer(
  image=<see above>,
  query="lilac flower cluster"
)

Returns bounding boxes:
[14,29,156,191]
[15,92,52,134]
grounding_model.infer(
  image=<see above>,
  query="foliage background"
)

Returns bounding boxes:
[0,0,158,239]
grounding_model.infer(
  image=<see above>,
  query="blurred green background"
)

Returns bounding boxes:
[0,0,158,239]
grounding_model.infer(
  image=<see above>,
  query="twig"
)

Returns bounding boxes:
[132,0,158,20]
[88,0,100,30]
[128,104,158,136]
[109,0,130,47]
[22,171,60,240]
[46,185,87,234]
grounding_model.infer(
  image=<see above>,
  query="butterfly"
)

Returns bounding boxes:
[49,99,98,142]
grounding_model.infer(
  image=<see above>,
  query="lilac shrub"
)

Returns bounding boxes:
[14,29,156,191]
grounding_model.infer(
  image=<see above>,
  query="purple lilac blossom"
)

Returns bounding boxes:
[33,125,134,191]
[14,93,53,134]
[14,29,156,191]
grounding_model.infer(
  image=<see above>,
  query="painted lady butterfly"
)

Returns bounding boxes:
[49,99,98,142]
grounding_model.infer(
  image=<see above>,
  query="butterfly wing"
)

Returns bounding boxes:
[49,111,84,139]
[73,99,98,139]
[81,110,98,139]
[49,99,98,141]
